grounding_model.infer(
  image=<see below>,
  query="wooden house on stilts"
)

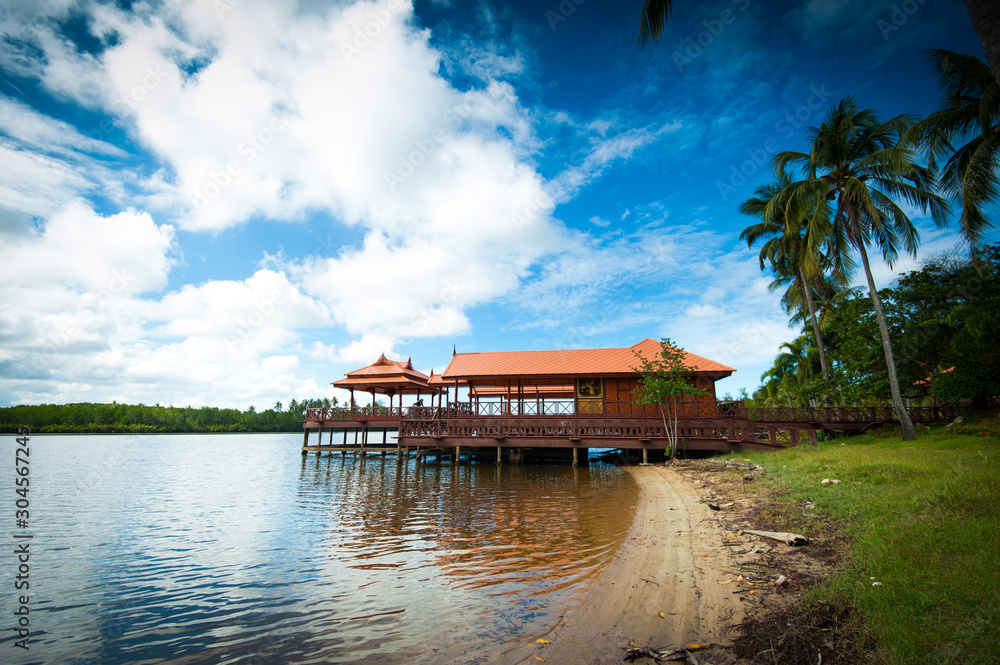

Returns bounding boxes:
[302,338,956,461]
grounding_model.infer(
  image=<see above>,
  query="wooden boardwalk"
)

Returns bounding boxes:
[301,402,958,461]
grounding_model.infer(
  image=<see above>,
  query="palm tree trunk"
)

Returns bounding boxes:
[963,0,1000,87]
[857,240,918,440]
[799,266,830,383]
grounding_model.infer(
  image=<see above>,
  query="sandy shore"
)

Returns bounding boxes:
[491,465,746,665]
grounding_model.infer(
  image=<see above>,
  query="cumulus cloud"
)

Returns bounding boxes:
[0,0,691,406]
[0,202,333,407]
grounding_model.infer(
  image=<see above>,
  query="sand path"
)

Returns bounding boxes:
[491,465,744,664]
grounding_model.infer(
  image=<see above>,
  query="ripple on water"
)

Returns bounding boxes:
[0,434,638,664]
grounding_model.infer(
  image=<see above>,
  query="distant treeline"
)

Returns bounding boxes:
[0,398,340,434]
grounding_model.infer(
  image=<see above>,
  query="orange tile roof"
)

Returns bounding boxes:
[441,339,735,381]
[333,354,440,393]
[913,365,955,386]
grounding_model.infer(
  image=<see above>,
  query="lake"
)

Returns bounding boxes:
[0,433,637,664]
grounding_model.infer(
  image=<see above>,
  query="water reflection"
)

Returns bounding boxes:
[0,435,636,665]
[305,456,633,596]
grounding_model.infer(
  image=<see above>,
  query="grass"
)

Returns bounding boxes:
[703,426,1000,664]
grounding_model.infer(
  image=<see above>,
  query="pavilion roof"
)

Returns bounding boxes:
[440,338,735,383]
[333,354,440,394]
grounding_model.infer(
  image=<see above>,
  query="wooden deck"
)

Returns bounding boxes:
[301,401,956,460]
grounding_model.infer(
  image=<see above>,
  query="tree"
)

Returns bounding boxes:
[962,0,1000,86]
[758,334,825,408]
[910,49,999,253]
[739,173,852,389]
[774,98,949,439]
[632,338,707,462]
[636,2,1000,87]
[828,245,1000,408]
[636,0,674,49]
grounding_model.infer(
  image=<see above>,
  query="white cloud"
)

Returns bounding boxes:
[0,96,127,158]
[0,0,699,407]
[0,202,335,407]
[0,141,94,217]
[0,202,175,294]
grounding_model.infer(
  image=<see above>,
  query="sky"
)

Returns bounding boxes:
[0,0,993,409]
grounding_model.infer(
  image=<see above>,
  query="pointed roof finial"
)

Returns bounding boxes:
[453,344,457,356]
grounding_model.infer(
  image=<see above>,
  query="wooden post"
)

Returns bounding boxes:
[302,427,309,455]
[572,446,579,467]
[496,446,502,464]
[454,446,461,464]
[642,448,648,464]
[343,429,348,444]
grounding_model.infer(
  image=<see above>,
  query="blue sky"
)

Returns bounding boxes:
[0,0,993,408]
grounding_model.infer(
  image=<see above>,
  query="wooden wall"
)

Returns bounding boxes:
[603,376,717,417]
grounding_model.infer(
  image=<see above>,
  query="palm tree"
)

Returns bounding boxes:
[637,0,674,49]
[910,49,999,253]
[759,335,819,408]
[963,1,1000,86]
[636,2,1000,87]
[739,174,851,387]
[773,98,950,440]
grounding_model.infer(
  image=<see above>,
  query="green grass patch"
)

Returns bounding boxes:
[718,429,1000,664]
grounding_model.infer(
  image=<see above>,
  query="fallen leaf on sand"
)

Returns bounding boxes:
[737,575,744,582]
[658,611,666,618]
[718,580,732,584]
[686,643,709,649]
[534,657,546,662]
[536,638,549,644]
[611,581,616,585]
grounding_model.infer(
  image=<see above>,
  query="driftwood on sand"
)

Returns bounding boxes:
[742,529,810,546]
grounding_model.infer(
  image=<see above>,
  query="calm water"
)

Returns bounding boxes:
[0,434,637,664]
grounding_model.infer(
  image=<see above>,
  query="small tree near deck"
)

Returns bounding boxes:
[633,338,707,462]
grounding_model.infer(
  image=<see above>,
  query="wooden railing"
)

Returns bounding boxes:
[440,399,713,418]
[397,416,809,448]
[305,406,408,421]
[743,404,957,423]
[308,401,957,429]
